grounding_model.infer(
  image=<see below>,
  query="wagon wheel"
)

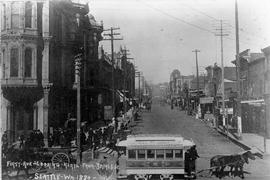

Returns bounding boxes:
[51,152,70,168]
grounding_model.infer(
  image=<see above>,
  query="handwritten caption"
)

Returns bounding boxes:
[34,173,97,180]
[6,161,117,171]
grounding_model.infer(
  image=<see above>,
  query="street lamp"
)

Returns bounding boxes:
[74,52,83,165]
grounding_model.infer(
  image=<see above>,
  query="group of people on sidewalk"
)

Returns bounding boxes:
[47,107,138,152]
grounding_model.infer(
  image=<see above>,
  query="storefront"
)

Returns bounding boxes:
[241,99,265,134]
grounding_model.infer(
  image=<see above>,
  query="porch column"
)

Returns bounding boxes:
[33,103,38,130]
[42,85,51,147]
[6,102,13,144]
[41,0,51,147]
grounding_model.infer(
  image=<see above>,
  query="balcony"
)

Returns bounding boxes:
[1,77,38,88]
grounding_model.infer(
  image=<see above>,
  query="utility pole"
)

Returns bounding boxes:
[121,47,133,114]
[135,71,141,103]
[139,72,141,103]
[142,75,145,100]
[192,49,200,113]
[215,20,229,132]
[103,27,123,117]
[192,49,200,93]
[235,0,242,139]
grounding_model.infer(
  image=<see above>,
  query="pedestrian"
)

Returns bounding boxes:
[37,129,45,148]
[189,145,199,172]
[81,129,86,145]
[87,128,94,147]
[185,149,191,176]
[59,130,66,147]
[114,117,118,133]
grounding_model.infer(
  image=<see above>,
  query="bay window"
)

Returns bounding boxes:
[25,2,32,28]
[24,48,32,77]
[2,4,6,30]
[10,48,19,77]
[11,3,20,29]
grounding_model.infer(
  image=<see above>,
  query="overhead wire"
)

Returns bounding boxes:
[178,2,268,43]
[136,0,266,48]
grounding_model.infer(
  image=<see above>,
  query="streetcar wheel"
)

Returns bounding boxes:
[51,153,70,167]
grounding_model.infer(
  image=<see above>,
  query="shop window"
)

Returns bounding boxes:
[11,3,20,29]
[165,150,173,159]
[147,150,155,159]
[25,2,32,28]
[10,48,19,77]
[128,150,136,159]
[24,48,32,77]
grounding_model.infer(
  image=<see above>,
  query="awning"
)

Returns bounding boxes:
[224,79,236,83]
[241,99,264,106]
[116,90,128,102]
[241,99,264,103]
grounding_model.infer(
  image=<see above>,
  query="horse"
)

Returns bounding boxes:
[210,154,228,178]
[228,151,255,178]
[210,150,255,179]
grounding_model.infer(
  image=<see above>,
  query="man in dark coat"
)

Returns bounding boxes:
[189,145,199,172]
[185,149,191,176]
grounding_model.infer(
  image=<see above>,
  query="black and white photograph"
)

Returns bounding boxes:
[0,0,270,179]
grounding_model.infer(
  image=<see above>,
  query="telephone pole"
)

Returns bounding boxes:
[121,47,134,114]
[192,49,200,94]
[215,20,229,132]
[192,49,200,113]
[135,71,141,103]
[235,0,242,139]
[103,27,123,117]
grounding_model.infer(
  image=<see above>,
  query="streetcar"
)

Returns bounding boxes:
[116,134,196,180]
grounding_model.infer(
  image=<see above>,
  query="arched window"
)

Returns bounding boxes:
[25,1,32,28]
[11,3,20,29]
[10,48,19,77]
[24,48,32,77]
[2,49,5,78]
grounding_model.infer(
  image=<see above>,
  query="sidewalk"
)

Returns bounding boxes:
[237,133,270,154]
[199,117,270,154]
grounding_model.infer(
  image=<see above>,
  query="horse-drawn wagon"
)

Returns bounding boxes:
[197,149,263,179]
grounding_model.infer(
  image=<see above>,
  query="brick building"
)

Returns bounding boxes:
[232,49,268,135]
[0,0,103,145]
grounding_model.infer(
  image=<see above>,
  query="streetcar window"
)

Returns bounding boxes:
[174,149,183,158]
[147,150,155,159]
[156,150,164,159]
[138,150,146,159]
[128,150,136,159]
[165,150,173,159]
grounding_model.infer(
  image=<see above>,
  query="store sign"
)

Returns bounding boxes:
[200,97,214,104]
[104,106,113,120]
[220,108,233,114]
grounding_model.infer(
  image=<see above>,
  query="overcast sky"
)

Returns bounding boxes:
[84,0,270,84]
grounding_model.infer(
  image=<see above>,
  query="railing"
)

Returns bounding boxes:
[1,78,38,87]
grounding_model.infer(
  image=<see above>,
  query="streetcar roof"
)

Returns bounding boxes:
[117,134,195,149]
